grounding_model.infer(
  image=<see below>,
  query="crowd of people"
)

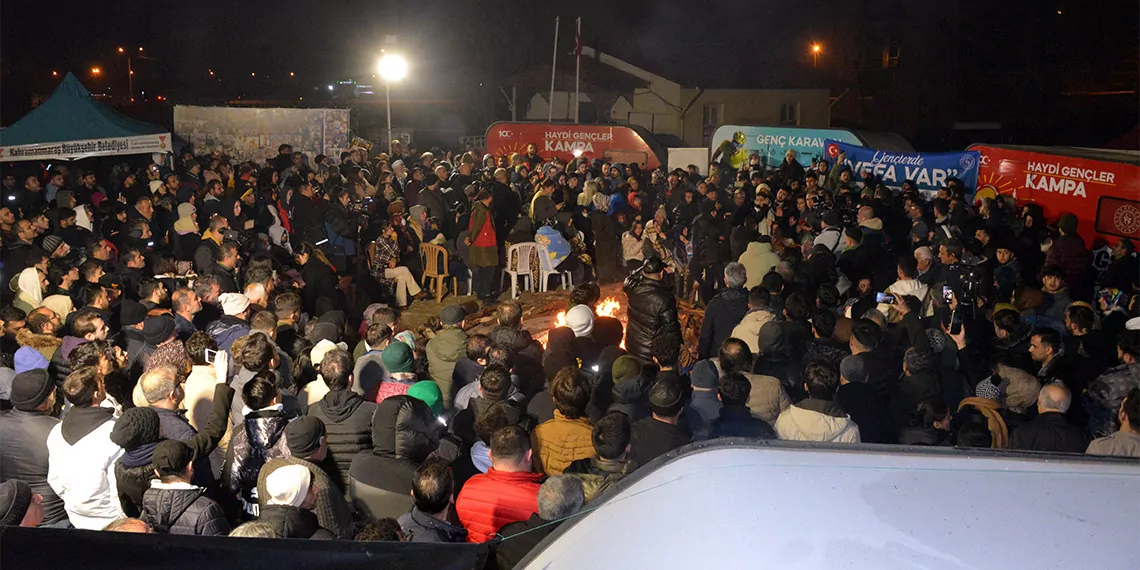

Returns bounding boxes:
[0,137,1137,566]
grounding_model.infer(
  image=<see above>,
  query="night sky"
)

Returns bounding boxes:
[2,0,1138,146]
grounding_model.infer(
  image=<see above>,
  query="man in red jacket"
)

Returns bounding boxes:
[455,425,543,542]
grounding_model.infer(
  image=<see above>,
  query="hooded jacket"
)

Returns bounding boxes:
[698,287,750,359]
[348,395,438,520]
[425,327,467,407]
[46,406,124,529]
[774,399,861,443]
[608,375,651,423]
[308,390,378,492]
[739,242,779,289]
[629,416,692,467]
[222,407,292,520]
[622,273,679,363]
[140,482,230,536]
[1085,362,1140,439]
[730,308,777,355]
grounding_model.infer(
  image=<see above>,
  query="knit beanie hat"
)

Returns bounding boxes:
[611,355,642,385]
[565,305,595,338]
[219,293,250,316]
[0,480,33,526]
[120,299,148,327]
[648,379,684,417]
[265,464,311,507]
[9,369,54,411]
[690,360,719,390]
[408,380,444,417]
[546,327,575,352]
[142,315,176,346]
[110,407,161,451]
[381,342,416,374]
[13,347,49,374]
[285,416,326,458]
[41,235,65,256]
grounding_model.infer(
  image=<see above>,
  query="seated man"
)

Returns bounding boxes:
[369,221,425,308]
[397,459,468,543]
[455,425,543,543]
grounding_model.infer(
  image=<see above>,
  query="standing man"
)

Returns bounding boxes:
[467,188,498,306]
[622,257,680,363]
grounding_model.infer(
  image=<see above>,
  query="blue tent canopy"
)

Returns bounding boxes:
[0,73,171,161]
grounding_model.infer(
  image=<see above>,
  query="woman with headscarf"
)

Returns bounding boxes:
[170,202,202,262]
[13,267,45,314]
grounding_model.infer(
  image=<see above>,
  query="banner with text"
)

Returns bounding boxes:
[174,106,350,164]
[0,133,171,162]
[824,139,980,196]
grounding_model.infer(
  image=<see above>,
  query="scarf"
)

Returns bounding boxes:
[17,267,43,305]
[173,216,198,234]
[957,397,1010,449]
[120,441,161,468]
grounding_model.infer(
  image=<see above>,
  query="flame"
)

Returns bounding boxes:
[596,297,620,317]
[554,311,567,327]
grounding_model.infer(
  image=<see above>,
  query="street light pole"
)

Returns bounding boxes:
[127,55,134,99]
[386,81,393,156]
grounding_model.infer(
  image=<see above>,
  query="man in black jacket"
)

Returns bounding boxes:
[622,257,680,363]
[140,440,230,536]
[307,349,377,493]
[1011,384,1089,453]
[496,476,585,570]
[709,373,776,440]
[698,261,750,359]
[629,380,692,467]
[397,459,467,543]
[208,240,241,294]
[0,369,66,526]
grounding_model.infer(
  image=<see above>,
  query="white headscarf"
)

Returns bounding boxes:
[16,267,43,306]
[74,205,94,231]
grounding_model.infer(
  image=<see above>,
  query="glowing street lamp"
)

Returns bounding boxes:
[91,67,102,76]
[811,43,822,67]
[377,54,409,155]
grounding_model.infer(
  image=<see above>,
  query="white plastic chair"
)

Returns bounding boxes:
[466,268,473,296]
[536,241,573,292]
[502,242,536,298]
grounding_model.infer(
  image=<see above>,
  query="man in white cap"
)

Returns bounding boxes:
[258,464,333,539]
[205,293,251,350]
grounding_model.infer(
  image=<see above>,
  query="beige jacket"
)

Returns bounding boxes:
[738,242,779,290]
[730,309,777,354]
[744,372,792,426]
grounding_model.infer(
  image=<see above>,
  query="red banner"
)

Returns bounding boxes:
[484,122,663,169]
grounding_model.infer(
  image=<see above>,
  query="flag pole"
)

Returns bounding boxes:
[574,17,581,123]
[549,17,559,122]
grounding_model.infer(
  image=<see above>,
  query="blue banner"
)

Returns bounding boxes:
[711,126,864,169]
[823,139,980,196]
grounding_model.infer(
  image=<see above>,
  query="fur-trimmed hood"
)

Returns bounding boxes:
[17,328,63,350]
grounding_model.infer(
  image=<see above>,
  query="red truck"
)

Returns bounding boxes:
[972,144,1139,248]
[484,122,667,170]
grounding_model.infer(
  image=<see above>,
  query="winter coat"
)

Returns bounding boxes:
[205,315,250,351]
[609,375,651,424]
[1085,363,1140,438]
[398,506,468,543]
[730,309,777,355]
[455,467,543,543]
[709,406,776,440]
[426,327,467,407]
[348,395,439,521]
[629,417,692,467]
[738,241,779,289]
[352,349,388,399]
[46,406,124,529]
[1010,411,1089,454]
[257,504,335,539]
[774,399,861,443]
[140,482,230,536]
[622,274,680,363]
[307,390,378,493]
[685,389,722,441]
[898,427,951,446]
[889,372,942,432]
[1045,235,1092,294]
[835,382,895,444]
[698,287,750,359]
[530,411,594,476]
[743,372,792,426]
[1086,431,1140,458]
[257,456,354,539]
[496,514,560,570]
[222,408,292,520]
[0,408,66,525]
[48,336,87,387]
[301,259,342,316]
